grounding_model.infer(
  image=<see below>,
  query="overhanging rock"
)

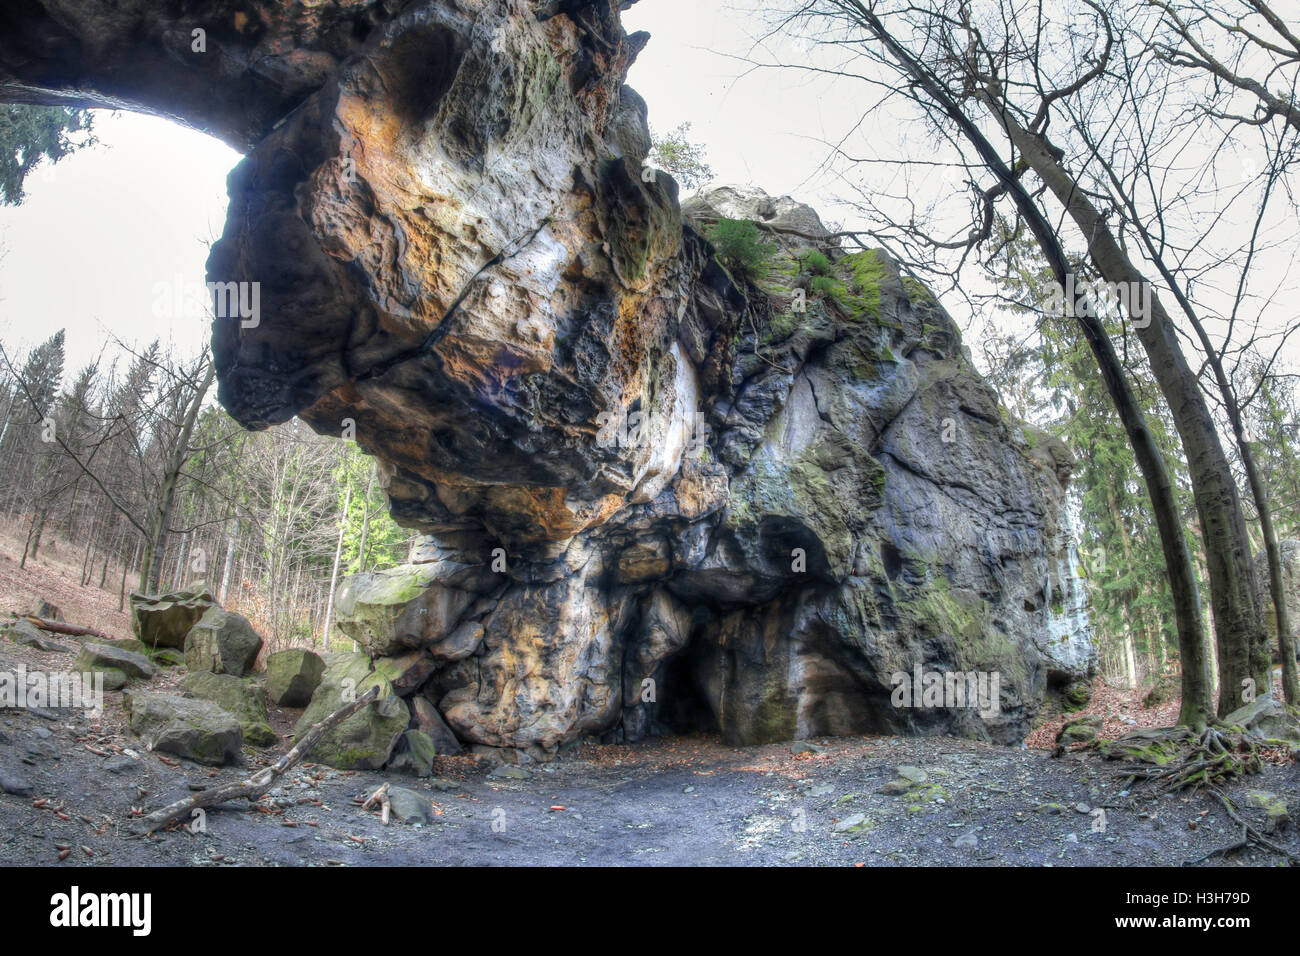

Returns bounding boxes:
[0,0,1095,760]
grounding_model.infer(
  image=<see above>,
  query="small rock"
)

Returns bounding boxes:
[954,831,978,849]
[1245,790,1289,833]
[103,756,138,774]
[897,766,928,784]
[791,741,825,755]
[488,764,530,780]
[876,779,913,796]
[387,786,433,824]
[1074,802,1091,814]
[834,813,869,833]
[1065,833,1079,843]
[0,769,33,796]
[807,784,833,797]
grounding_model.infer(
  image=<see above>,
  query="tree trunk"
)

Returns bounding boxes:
[848,13,1214,726]
[321,481,351,652]
[218,521,237,605]
[988,107,1265,719]
[141,363,214,595]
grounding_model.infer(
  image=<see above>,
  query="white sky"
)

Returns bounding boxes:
[0,0,1294,391]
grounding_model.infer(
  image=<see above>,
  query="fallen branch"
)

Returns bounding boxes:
[17,614,110,640]
[130,686,379,836]
[363,783,392,826]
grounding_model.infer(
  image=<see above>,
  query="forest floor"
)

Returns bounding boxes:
[0,538,1297,867]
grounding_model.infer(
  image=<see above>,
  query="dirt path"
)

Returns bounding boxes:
[1,635,1295,866]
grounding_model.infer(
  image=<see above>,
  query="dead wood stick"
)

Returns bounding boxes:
[363,783,391,826]
[130,686,379,836]
[17,614,110,640]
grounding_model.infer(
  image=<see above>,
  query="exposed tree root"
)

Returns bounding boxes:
[1185,787,1299,866]
[1112,727,1261,793]
[1091,725,1295,865]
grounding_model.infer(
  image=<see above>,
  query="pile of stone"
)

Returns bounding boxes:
[60,582,458,774]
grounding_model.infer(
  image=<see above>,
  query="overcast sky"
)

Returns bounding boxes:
[0,0,1293,386]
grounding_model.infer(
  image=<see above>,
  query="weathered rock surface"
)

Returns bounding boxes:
[265,648,326,707]
[411,696,464,755]
[2,620,69,652]
[184,607,263,677]
[75,643,156,682]
[130,584,217,650]
[387,729,438,776]
[123,690,243,766]
[179,671,277,747]
[1,0,1095,758]
[1222,695,1300,744]
[293,653,409,769]
[682,185,833,240]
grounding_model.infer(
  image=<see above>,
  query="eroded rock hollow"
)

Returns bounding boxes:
[1,0,1093,760]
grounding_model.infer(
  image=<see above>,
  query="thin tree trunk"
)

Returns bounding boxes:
[356,466,376,573]
[849,3,1213,727]
[990,108,1267,718]
[321,481,352,653]
[218,521,237,605]
[141,363,213,595]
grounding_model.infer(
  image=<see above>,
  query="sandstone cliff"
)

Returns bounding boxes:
[0,0,1094,762]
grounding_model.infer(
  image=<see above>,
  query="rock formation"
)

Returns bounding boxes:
[1,0,1094,761]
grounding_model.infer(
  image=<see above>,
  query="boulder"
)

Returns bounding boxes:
[387,786,433,825]
[75,643,156,681]
[151,648,186,668]
[387,730,437,777]
[1056,714,1103,746]
[93,668,128,692]
[130,584,216,650]
[183,607,263,677]
[2,620,69,652]
[411,697,463,756]
[292,653,408,770]
[1222,695,1300,744]
[178,671,276,747]
[123,690,242,766]
[333,563,495,658]
[265,648,325,707]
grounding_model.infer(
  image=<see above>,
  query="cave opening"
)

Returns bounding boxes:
[652,635,719,736]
